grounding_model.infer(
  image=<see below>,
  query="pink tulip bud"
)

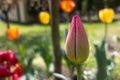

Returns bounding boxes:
[65,15,89,64]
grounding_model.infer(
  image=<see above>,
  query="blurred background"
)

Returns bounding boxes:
[0,0,120,80]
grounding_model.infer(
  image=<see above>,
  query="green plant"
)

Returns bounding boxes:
[94,38,115,80]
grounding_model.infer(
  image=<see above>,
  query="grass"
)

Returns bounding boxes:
[0,20,120,79]
[1,20,120,55]
[0,21,50,36]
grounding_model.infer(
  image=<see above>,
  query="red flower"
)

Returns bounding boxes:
[0,65,12,78]
[11,64,22,80]
[0,50,18,66]
[0,50,22,79]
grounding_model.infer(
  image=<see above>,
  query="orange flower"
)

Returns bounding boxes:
[6,27,20,40]
[99,8,114,23]
[60,0,76,13]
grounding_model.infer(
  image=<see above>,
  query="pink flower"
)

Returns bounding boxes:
[65,15,89,64]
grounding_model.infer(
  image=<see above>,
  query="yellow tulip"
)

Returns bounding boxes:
[99,8,114,23]
[39,11,50,24]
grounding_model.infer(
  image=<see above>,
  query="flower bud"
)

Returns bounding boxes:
[65,15,89,64]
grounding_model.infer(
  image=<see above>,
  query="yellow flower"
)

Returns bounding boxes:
[99,8,114,23]
[39,11,50,24]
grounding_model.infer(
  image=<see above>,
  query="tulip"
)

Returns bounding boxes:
[99,8,114,41]
[65,15,89,80]
[60,0,76,13]
[11,64,22,80]
[0,50,22,79]
[6,27,20,40]
[39,11,50,24]
[99,8,114,23]
[0,65,12,78]
[0,50,18,65]
[65,15,89,64]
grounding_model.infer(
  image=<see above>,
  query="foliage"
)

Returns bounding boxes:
[0,20,120,79]
[94,37,116,80]
[106,0,120,9]
[0,29,52,77]
[61,48,75,75]
[92,0,104,11]
[94,39,108,80]
[27,0,49,14]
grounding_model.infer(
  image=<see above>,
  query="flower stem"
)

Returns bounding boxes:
[76,64,82,80]
[104,23,107,41]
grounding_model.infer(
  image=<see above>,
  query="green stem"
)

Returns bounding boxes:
[76,64,82,80]
[104,23,107,42]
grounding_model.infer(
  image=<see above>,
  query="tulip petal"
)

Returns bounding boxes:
[0,65,12,78]
[0,50,22,78]
[75,16,89,63]
[65,15,89,64]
